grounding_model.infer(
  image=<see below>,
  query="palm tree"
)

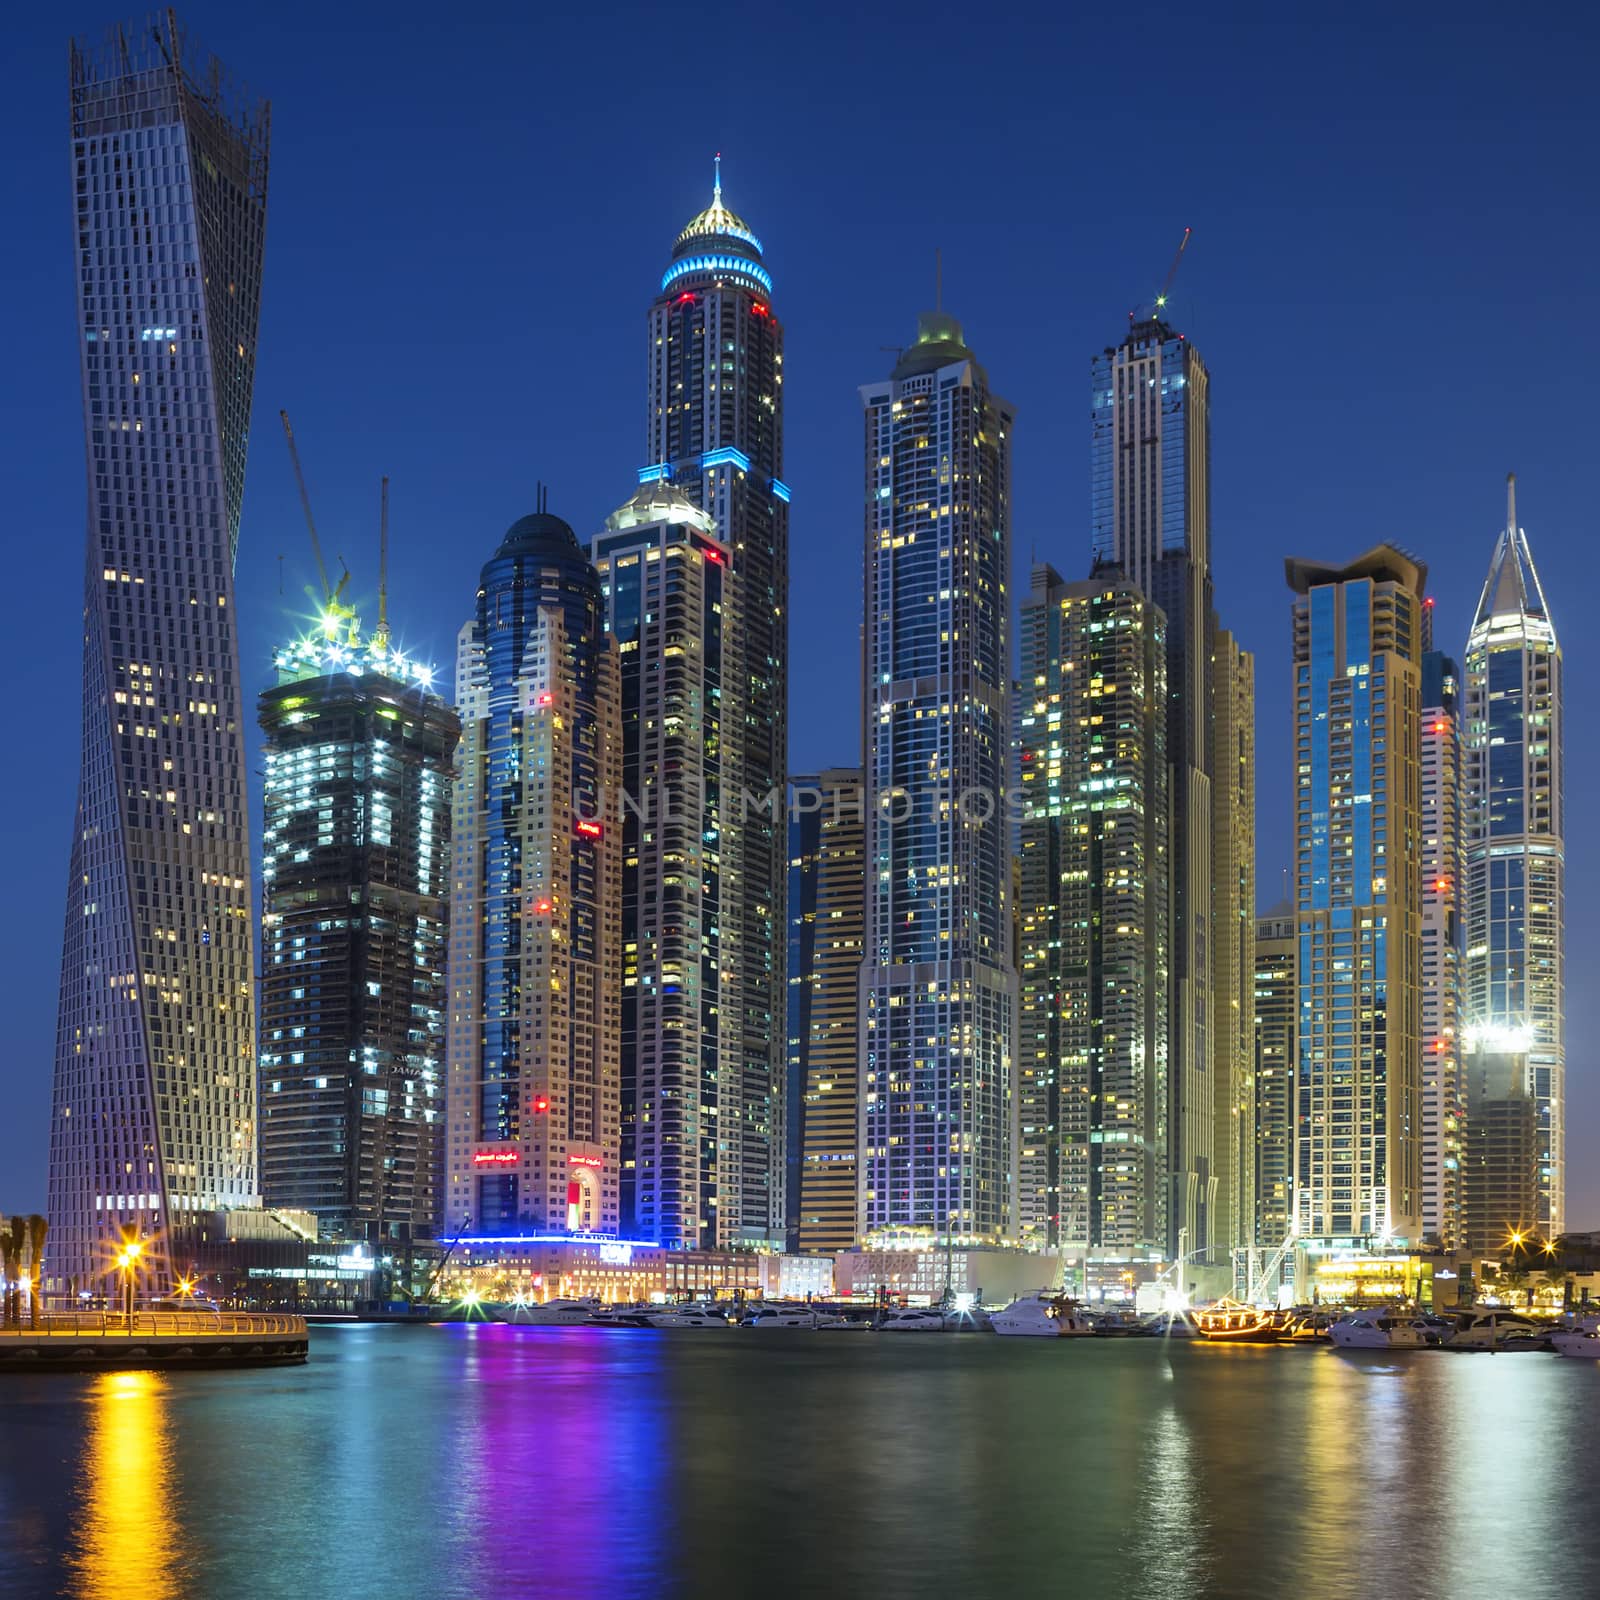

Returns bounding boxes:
[1499,1268,1529,1308]
[2,1217,25,1329]
[26,1216,48,1329]
[1542,1263,1571,1312]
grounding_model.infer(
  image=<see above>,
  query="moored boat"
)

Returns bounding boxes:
[1194,1297,1282,1343]
[1328,1310,1428,1350]
[991,1292,1093,1338]
[875,1307,948,1333]
[493,1296,599,1325]
[645,1302,733,1329]
[1552,1320,1600,1360]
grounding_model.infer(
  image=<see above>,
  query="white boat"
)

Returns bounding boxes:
[1328,1310,1428,1350]
[743,1305,848,1330]
[645,1302,733,1329]
[1442,1309,1546,1350]
[1552,1318,1600,1359]
[875,1307,948,1333]
[991,1292,1094,1338]
[586,1304,654,1328]
[493,1296,599,1326]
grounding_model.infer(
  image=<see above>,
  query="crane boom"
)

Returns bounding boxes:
[1154,226,1192,311]
[279,409,334,604]
[374,475,391,651]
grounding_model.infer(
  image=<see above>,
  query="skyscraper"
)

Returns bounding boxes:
[860,312,1016,1243]
[1420,648,1464,1249]
[1211,629,1257,1257]
[1253,908,1295,1250]
[1017,565,1169,1258]
[1287,546,1427,1247]
[258,618,458,1243]
[445,502,622,1239]
[1091,314,1224,1266]
[795,771,866,1255]
[1463,476,1563,1236]
[644,161,787,1246]
[592,483,730,1249]
[48,17,269,1294]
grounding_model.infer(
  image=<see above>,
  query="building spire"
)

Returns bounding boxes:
[713,151,722,204]
[1507,470,1517,535]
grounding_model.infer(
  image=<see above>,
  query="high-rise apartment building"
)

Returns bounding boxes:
[1017,566,1169,1257]
[860,313,1016,1243]
[643,162,788,1246]
[1091,314,1227,1265]
[48,18,269,1294]
[1463,476,1563,1235]
[445,504,622,1239]
[1420,648,1464,1249]
[786,777,822,1254]
[1253,908,1296,1249]
[795,771,866,1254]
[1287,546,1427,1247]
[1211,629,1257,1257]
[258,621,458,1242]
[592,483,730,1249]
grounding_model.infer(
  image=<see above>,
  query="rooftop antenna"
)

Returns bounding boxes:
[373,476,391,652]
[1507,471,1517,535]
[713,151,722,203]
[935,247,942,313]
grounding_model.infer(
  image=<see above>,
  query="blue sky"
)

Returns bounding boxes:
[3,2,1596,1224]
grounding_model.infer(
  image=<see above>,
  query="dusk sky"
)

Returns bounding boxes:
[3,3,1595,1222]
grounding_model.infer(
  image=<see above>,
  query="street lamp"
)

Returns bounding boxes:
[116,1240,144,1324]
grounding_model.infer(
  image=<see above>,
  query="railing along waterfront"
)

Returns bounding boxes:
[1,1312,308,1339]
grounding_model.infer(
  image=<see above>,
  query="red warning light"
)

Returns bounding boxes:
[533,898,552,915]
[751,302,769,318]
[532,1095,550,1114]
[537,692,553,707]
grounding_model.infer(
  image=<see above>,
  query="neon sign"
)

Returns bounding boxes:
[567,1153,602,1168]
[575,818,602,839]
[473,1150,519,1166]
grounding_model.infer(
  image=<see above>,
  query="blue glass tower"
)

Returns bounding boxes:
[1463,475,1563,1235]
[445,500,622,1238]
[860,313,1016,1243]
[1287,546,1427,1247]
[48,16,269,1296]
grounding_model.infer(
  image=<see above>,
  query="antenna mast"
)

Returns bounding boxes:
[1507,471,1517,535]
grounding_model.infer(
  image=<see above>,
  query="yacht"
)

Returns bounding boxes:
[1552,1318,1600,1360]
[874,1307,949,1333]
[743,1305,848,1330]
[1328,1310,1428,1350]
[645,1302,733,1329]
[1441,1309,1547,1350]
[493,1296,599,1326]
[585,1304,654,1328]
[992,1292,1094,1338]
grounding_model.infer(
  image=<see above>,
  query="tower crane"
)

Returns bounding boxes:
[1154,226,1191,314]
[279,408,355,639]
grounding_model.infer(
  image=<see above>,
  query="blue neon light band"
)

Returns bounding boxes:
[701,446,751,473]
[771,478,791,503]
[458,1234,662,1248]
[661,254,774,295]
[637,464,670,484]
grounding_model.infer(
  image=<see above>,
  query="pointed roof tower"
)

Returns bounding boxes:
[1471,473,1555,634]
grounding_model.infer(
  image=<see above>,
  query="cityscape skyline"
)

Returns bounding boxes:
[4,7,1598,1229]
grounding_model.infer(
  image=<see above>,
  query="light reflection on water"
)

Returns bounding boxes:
[67,1371,191,1600]
[2,1331,1598,1599]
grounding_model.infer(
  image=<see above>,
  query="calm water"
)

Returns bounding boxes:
[2,1324,1598,1598]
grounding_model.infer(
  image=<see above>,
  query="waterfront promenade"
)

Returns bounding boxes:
[0,1310,308,1370]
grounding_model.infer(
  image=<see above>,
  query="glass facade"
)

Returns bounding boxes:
[1287,548,1426,1246]
[1253,912,1296,1248]
[644,167,787,1246]
[1463,479,1563,1234]
[258,632,458,1243]
[1017,567,1169,1255]
[48,18,269,1295]
[592,486,729,1249]
[860,314,1016,1242]
[445,509,622,1239]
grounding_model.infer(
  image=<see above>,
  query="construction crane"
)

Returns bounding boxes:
[372,475,391,653]
[279,408,355,638]
[1153,226,1192,314]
